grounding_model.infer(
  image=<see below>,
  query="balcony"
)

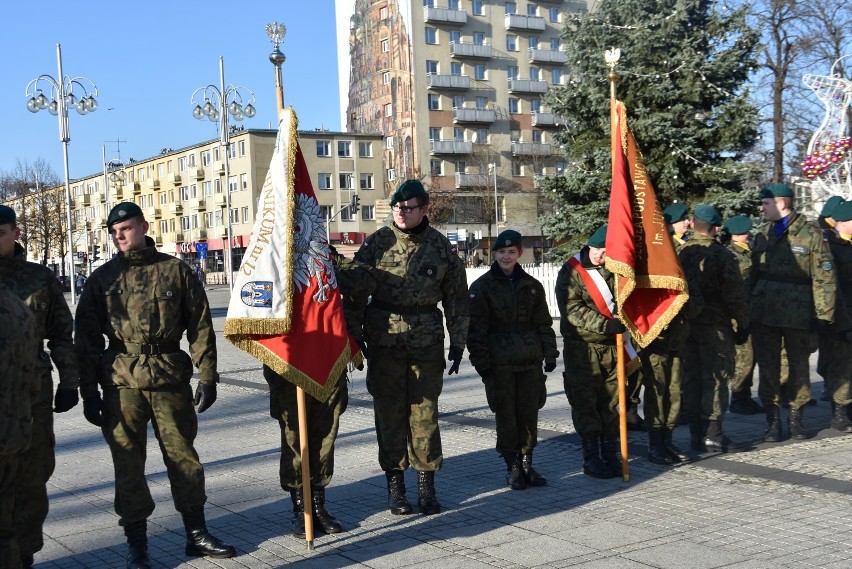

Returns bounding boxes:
[455,172,489,188]
[191,168,205,180]
[91,216,106,229]
[508,78,548,93]
[424,6,467,25]
[212,161,225,175]
[127,182,142,196]
[144,206,162,219]
[153,234,163,247]
[194,228,208,240]
[531,111,565,127]
[529,48,568,64]
[167,173,181,185]
[505,13,546,31]
[453,107,497,124]
[75,218,88,230]
[430,140,473,155]
[207,225,226,238]
[168,203,183,215]
[450,42,492,59]
[146,179,160,190]
[212,193,226,207]
[163,231,184,243]
[75,194,91,207]
[189,197,206,210]
[511,141,552,156]
[427,73,471,90]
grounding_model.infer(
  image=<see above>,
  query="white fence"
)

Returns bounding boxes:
[466,262,562,318]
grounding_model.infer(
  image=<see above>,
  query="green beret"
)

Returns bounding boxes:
[663,203,688,224]
[693,204,722,226]
[107,202,144,228]
[832,200,852,222]
[0,205,16,226]
[587,225,607,248]
[492,229,522,251]
[389,179,428,207]
[758,183,794,199]
[723,215,753,235]
[821,195,844,218]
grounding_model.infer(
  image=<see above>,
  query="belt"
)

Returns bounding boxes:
[757,274,810,286]
[109,340,181,355]
[369,299,440,316]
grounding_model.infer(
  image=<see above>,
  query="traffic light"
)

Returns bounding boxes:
[350,194,361,215]
[92,244,101,261]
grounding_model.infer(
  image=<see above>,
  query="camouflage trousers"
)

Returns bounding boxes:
[562,341,619,436]
[731,336,755,394]
[817,333,852,406]
[101,385,206,525]
[264,368,349,490]
[752,324,815,409]
[681,324,735,421]
[482,365,547,456]
[366,344,444,472]
[640,343,683,430]
[0,456,21,569]
[14,372,55,556]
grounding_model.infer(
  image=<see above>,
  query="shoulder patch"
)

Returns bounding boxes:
[823,261,833,271]
[791,245,809,255]
[469,292,476,301]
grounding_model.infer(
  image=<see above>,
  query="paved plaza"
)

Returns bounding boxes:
[34,287,852,568]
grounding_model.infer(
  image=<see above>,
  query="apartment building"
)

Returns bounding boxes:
[336,0,589,258]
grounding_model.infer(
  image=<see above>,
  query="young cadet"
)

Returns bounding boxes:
[468,230,558,489]
[664,203,692,250]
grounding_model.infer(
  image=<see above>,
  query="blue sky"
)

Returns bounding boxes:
[1,1,342,179]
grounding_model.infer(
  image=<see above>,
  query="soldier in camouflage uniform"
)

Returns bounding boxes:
[816,196,845,405]
[343,180,468,516]
[750,184,836,442]
[0,205,79,569]
[555,226,625,479]
[664,203,692,249]
[468,230,558,490]
[0,286,37,569]
[819,200,852,432]
[75,203,235,568]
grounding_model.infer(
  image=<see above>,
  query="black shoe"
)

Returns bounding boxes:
[311,487,343,534]
[290,490,306,538]
[663,428,691,462]
[600,435,623,478]
[704,419,746,453]
[123,520,151,569]
[503,453,527,490]
[688,419,706,452]
[764,406,782,442]
[581,434,614,479]
[520,452,547,487]
[182,509,237,558]
[386,471,413,515]
[730,391,757,415]
[416,471,442,515]
[789,407,808,440]
[832,404,852,433]
[646,429,675,465]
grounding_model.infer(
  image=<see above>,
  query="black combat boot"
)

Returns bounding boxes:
[831,403,852,433]
[764,405,782,442]
[290,489,306,538]
[385,471,412,515]
[520,452,547,487]
[416,471,442,515]
[600,435,622,478]
[789,406,807,440]
[503,453,527,490]
[311,487,343,534]
[730,390,757,415]
[182,508,236,558]
[580,434,613,479]
[646,429,674,465]
[20,553,34,568]
[123,519,151,569]
[688,418,706,452]
[705,418,746,453]
[663,428,691,462]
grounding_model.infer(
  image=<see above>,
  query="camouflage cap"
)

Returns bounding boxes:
[492,229,522,251]
[107,202,144,228]
[587,225,607,248]
[663,203,688,224]
[0,205,15,226]
[832,200,852,222]
[693,204,722,226]
[758,183,794,199]
[389,179,428,206]
[820,195,844,218]
[723,215,753,235]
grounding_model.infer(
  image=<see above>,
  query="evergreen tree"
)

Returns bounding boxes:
[541,0,762,256]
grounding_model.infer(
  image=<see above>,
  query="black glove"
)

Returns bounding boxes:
[475,367,493,382]
[54,387,79,413]
[604,318,627,335]
[734,326,750,346]
[357,338,369,360]
[83,395,107,427]
[447,345,464,375]
[544,358,557,373]
[194,382,217,413]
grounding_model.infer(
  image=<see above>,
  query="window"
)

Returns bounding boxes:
[430,159,442,176]
[527,5,537,16]
[423,0,435,7]
[318,173,333,190]
[426,60,438,74]
[160,191,168,205]
[508,98,519,113]
[228,175,238,194]
[385,136,395,149]
[319,205,332,220]
[380,6,388,18]
[512,161,522,176]
[530,67,540,81]
[550,38,561,50]
[383,71,391,84]
[511,129,521,142]
[381,38,389,52]
[358,141,373,157]
[204,212,214,228]
[449,30,461,44]
[160,220,169,234]
[452,95,465,108]
[360,173,374,189]
[213,147,220,161]
[190,184,197,198]
[455,160,467,173]
[158,163,166,178]
[240,173,248,191]
[448,0,459,9]
[340,206,352,222]
[530,99,541,113]
[228,145,237,159]
[533,130,544,143]
[242,207,250,223]
[188,154,196,167]
[429,127,441,141]
[505,2,516,15]
[551,69,562,85]
[453,127,465,142]
[180,186,190,201]
[475,96,488,109]
[337,141,351,157]
[181,216,190,231]
[238,140,246,156]
[214,210,223,226]
[425,28,437,44]
[362,206,375,221]
[316,141,331,157]
[476,128,488,142]
[549,7,560,22]
[214,179,222,193]
[384,103,393,116]
[387,168,396,181]
[339,173,354,189]
[178,157,187,171]
[474,64,486,80]
[508,66,519,80]
[506,35,517,51]
[428,94,440,110]
[472,0,483,15]
[529,36,539,49]
[473,32,485,45]
[230,208,240,224]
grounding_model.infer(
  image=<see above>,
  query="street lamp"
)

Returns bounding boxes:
[25,43,98,305]
[191,57,256,292]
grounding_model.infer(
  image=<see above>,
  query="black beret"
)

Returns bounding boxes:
[758,183,794,199]
[832,201,852,222]
[723,215,753,235]
[492,229,522,251]
[821,195,844,218]
[107,202,144,228]
[587,225,607,248]
[390,179,428,206]
[663,203,688,224]
[0,205,16,226]
[693,204,722,226]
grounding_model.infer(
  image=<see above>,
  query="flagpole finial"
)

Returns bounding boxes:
[605,48,621,99]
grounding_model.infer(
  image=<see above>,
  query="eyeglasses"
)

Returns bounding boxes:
[391,205,421,214]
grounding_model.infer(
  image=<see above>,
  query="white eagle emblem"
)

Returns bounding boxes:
[292,192,337,302]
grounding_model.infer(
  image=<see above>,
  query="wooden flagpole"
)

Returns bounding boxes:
[606,48,630,482]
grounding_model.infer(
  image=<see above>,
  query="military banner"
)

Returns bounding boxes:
[605,100,688,349]
[224,108,359,401]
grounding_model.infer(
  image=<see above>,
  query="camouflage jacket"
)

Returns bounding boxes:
[0,243,78,390]
[467,263,558,372]
[750,213,836,329]
[826,232,852,333]
[348,220,469,349]
[555,247,617,346]
[678,234,749,330]
[75,237,218,397]
[727,241,752,282]
[0,286,37,457]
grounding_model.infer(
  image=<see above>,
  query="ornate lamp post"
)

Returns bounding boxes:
[191,58,256,292]
[25,43,98,304]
